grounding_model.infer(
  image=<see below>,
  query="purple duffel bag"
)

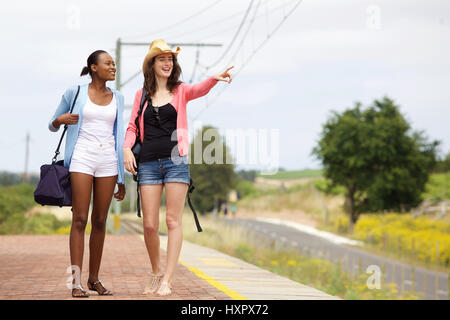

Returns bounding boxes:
[34,160,72,207]
[34,85,80,207]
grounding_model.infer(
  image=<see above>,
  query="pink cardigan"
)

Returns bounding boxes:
[124,76,218,156]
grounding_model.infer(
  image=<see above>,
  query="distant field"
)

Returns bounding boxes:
[258,169,323,180]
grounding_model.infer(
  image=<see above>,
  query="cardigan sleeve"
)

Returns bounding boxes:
[182,76,218,102]
[123,88,143,149]
[48,86,76,132]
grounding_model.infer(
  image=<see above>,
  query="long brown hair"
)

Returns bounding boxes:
[143,54,182,101]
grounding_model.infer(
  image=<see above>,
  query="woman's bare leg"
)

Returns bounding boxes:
[140,184,164,277]
[157,182,188,295]
[69,172,93,295]
[88,175,117,291]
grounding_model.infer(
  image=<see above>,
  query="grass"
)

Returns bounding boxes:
[163,211,420,300]
[235,170,450,274]
[238,180,346,220]
[422,172,450,202]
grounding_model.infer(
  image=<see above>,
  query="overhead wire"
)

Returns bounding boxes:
[225,0,299,68]
[225,0,262,68]
[122,0,223,41]
[194,0,297,80]
[163,0,278,43]
[201,0,255,70]
[191,0,303,121]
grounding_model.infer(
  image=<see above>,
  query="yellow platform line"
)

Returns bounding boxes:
[179,260,247,300]
[138,235,247,300]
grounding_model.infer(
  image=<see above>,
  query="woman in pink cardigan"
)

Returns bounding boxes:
[123,39,233,296]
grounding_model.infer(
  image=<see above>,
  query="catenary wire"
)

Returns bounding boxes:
[122,0,223,40]
[190,0,303,121]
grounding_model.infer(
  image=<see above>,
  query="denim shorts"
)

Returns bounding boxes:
[138,155,190,186]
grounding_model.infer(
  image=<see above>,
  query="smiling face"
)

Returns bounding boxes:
[90,52,116,81]
[153,52,174,79]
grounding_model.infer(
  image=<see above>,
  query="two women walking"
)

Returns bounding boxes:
[49,39,233,298]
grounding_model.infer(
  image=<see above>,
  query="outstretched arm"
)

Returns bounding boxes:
[184,66,234,101]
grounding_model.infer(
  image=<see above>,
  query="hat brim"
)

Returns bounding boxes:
[142,47,180,73]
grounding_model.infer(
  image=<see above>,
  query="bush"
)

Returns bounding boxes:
[0,184,36,234]
[235,179,260,199]
[334,215,350,234]
[354,213,450,266]
[23,214,65,235]
[0,183,72,234]
[0,184,36,223]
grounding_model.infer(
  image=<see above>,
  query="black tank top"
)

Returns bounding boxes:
[139,102,179,163]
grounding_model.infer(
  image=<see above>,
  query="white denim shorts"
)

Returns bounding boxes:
[69,140,118,178]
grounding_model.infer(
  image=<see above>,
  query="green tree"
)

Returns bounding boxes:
[312,97,439,230]
[188,126,237,214]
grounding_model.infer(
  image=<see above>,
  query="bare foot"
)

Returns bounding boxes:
[156,281,172,296]
[143,273,163,295]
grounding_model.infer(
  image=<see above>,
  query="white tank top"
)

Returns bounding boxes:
[77,94,117,148]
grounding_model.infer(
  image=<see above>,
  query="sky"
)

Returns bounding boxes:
[1,0,449,175]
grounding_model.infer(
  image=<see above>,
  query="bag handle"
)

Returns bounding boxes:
[52,85,80,164]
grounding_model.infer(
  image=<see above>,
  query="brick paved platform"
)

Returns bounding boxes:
[0,235,231,300]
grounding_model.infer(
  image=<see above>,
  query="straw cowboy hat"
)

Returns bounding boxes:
[142,39,181,73]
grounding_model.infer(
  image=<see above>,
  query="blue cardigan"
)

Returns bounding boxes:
[48,83,125,184]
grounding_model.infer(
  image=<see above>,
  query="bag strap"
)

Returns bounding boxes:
[52,85,80,164]
[135,88,147,218]
[136,181,141,218]
[187,178,202,232]
[134,88,148,142]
